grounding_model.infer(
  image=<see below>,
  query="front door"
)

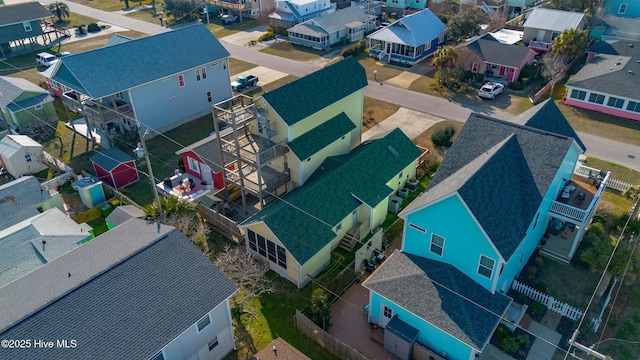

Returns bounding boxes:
[201,164,213,187]
[381,304,393,327]
[536,29,545,42]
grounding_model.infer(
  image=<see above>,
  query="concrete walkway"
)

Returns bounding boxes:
[363,107,444,141]
[525,321,562,360]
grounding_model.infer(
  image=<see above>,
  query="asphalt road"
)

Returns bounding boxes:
[23,0,640,171]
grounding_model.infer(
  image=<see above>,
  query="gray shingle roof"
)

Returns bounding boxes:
[242,128,421,264]
[105,205,145,227]
[176,130,229,172]
[0,219,237,359]
[401,102,580,260]
[51,24,230,99]
[0,2,53,27]
[262,57,367,126]
[288,7,370,36]
[90,147,135,171]
[523,8,585,32]
[367,8,446,46]
[363,250,512,350]
[0,176,50,231]
[0,208,90,288]
[0,76,49,109]
[464,34,534,68]
[287,112,356,161]
[566,40,640,100]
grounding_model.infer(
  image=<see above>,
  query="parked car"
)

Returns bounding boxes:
[221,14,238,24]
[231,75,258,92]
[57,51,71,58]
[36,52,58,67]
[478,82,504,100]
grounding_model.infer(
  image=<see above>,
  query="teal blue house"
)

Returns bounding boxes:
[363,100,602,359]
[602,0,640,17]
[382,0,427,10]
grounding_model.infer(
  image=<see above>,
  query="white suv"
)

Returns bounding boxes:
[36,52,58,67]
[478,82,505,100]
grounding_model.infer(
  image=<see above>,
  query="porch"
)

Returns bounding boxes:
[528,40,552,52]
[156,171,216,202]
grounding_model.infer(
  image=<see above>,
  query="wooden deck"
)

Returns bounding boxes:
[329,282,397,360]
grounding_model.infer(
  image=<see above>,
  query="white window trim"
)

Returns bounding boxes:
[618,3,627,14]
[471,63,479,73]
[430,233,444,257]
[34,104,43,110]
[23,22,32,32]
[477,254,495,279]
[178,74,185,88]
[187,157,200,174]
[197,314,211,333]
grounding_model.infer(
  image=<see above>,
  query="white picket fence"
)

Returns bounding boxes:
[511,280,584,321]
[574,164,633,192]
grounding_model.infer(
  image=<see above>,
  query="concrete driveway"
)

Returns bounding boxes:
[229,66,288,89]
[220,25,268,47]
[363,107,445,141]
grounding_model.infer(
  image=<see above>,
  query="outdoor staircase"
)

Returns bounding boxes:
[538,247,571,264]
[338,235,357,252]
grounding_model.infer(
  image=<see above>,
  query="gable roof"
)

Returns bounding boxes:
[0,76,49,109]
[367,8,446,46]
[523,8,585,32]
[0,135,43,157]
[90,147,135,171]
[105,205,146,227]
[363,250,512,350]
[288,6,370,36]
[0,2,53,27]
[0,176,50,231]
[287,112,356,161]
[566,40,640,99]
[104,33,133,47]
[262,57,367,126]
[242,129,421,264]
[51,24,230,99]
[463,34,534,68]
[0,208,91,288]
[0,219,237,359]
[401,101,581,260]
[175,130,230,173]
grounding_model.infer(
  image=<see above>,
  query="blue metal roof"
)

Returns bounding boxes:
[367,9,446,46]
[6,94,51,112]
[51,24,230,99]
[90,148,135,172]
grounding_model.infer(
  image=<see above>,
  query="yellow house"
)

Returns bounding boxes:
[254,56,368,188]
[239,129,422,287]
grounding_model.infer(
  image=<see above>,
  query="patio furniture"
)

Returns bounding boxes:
[363,258,375,272]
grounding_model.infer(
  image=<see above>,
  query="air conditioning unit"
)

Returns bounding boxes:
[398,188,409,198]
[388,195,402,214]
[406,178,418,191]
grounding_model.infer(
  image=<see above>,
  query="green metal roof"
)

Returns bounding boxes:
[242,128,421,264]
[261,57,367,126]
[287,112,356,161]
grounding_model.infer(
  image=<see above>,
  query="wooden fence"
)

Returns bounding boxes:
[295,310,369,360]
[197,203,244,244]
[512,280,584,320]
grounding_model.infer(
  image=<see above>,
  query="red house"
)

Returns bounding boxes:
[176,134,226,190]
[90,148,139,189]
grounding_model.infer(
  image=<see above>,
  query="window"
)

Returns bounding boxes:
[409,223,426,233]
[196,67,207,81]
[151,352,164,360]
[247,229,257,251]
[23,22,32,32]
[257,234,267,257]
[267,241,276,262]
[208,337,219,351]
[277,246,286,268]
[551,32,560,41]
[425,41,431,51]
[246,230,287,269]
[207,91,213,103]
[196,69,201,81]
[351,209,358,226]
[627,101,640,113]
[383,305,393,318]
[223,61,227,70]
[188,157,200,174]
[430,233,444,256]
[588,93,605,104]
[471,63,478,73]
[398,170,403,179]
[438,34,445,43]
[618,3,628,14]
[178,74,185,87]
[25,154,32,162]
[197,315,211,332]
[478,255,495,279]
[34,104,43,110]
[607,96,625,109]
[335,223,342,231]
[570,89,586,100]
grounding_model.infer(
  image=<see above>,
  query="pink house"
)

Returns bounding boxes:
[564,40,640,121]
[457,34,536,83]
[175,133,227,190]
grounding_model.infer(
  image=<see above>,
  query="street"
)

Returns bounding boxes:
[12,0,640,171]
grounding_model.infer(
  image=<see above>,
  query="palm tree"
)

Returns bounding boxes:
[552,28,587,60]
[431,45,459,89]
[49,2,70,23]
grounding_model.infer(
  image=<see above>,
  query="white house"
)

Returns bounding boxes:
[269,0,336,29]
[0,219,238,360]
[0,134,47,177]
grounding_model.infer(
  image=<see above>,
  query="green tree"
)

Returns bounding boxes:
[164,0,200,23]
[49,2,70,22]
[544,0,601,16]
[444,9,489,41]
[143,196,210,249]
[430,124,456,148]
[303,288,332,330]
[431,45,459,89]
[552,28,587,59]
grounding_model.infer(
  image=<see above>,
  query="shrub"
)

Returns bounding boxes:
[87,23,101,33]
[530,301,547,315]
[430,124,456,148]
[258,31,275,42]
[75,24,87,35]
[508,81,523,90]
[586,222,605,239]
[520,64,537,80]
[517,334,530,348]
[342,39,366,57]
[248,39,257,46]
[501,336,519,353]
[494,324,510,340]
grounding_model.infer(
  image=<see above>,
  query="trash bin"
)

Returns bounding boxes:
[100,203,113,217]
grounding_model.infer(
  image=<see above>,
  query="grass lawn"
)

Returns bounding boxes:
[356,53,404,82]
[208,18,260,39]
[123,8,171,24]
[229,58,257,76]
[67,0,155,12]
[362,96,400,131]
[54,14,101,30]
[87,217,109,237]
[260,41,326,62]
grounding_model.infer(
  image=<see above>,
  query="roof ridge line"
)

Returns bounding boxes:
[471,113,575,142]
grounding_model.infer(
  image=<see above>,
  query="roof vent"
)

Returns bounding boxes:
[618,57,622,60]
[630,70,635,74]
[630,44,634,47]
[610,67,613,70]
[616,62,621,65]
[387,145,399,158]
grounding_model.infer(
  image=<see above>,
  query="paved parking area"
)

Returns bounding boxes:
[229,66,288,88]
[220,25,268,47]
[363,107,445,141]
[383,72,421,89]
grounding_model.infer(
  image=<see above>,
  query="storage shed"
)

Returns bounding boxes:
[384,315,419,360]
[90,148,139,189]
[0,135,48,177]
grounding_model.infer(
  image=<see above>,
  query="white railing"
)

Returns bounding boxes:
[511,280,584,320]
[574,164,633,192]
[481,1,496,13]
[549,201,588,223]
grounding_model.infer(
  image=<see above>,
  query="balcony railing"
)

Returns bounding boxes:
[529,40,551,51]
[548,167,610,224]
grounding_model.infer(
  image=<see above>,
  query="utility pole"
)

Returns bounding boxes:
[135,123,163,217]
[202,1,210,28]
[567,331,612,360]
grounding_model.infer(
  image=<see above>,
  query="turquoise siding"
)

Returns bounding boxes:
[603,0,640,17]
[369,292,476,360]
[403,194,500,292]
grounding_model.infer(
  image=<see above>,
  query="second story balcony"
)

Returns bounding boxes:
[548,165,610,225]
[529,40,552,52]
